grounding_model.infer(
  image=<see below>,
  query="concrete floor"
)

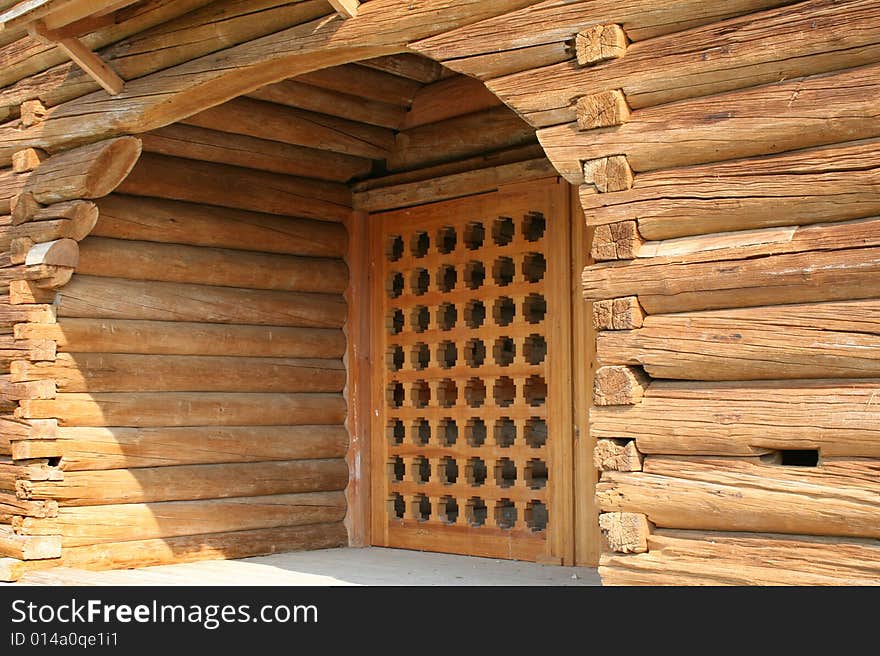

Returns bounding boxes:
[14,547,601,586]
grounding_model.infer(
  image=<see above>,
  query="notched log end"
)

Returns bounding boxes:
[593,365,648,406]
[591,220,643,261]
[599,512,651,554]
[576,24,627,67]
[592,296,645,331]
[19,100,47,129]
[583,155,633,193]
[12,149,47,174]
[576,89,630,130]
[594,438,643,472]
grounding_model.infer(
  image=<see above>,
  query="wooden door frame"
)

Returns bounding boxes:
[346,177,598,564]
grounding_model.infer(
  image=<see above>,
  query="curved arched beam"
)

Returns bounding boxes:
[0,0,540,165]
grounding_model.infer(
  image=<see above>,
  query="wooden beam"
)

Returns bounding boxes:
[41,0,137,31]
[0,0,539,164]
[327,0,359,19]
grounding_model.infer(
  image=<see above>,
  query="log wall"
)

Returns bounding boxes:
[412,0,880,584]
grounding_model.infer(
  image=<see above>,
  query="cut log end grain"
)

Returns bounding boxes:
[594,439,643,472]
[598,512,651,554]
[592,296,645,331]
[576,90,630,130]
[591,221,643,261]
[593,365,648,406]
[582,155,633,193]
[575,24,627,67]
[12,148,47,173]
[19,100,47,129]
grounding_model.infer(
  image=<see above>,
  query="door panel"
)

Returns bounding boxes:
[369,179,574,562]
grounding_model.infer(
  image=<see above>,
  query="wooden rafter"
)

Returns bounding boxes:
[327,0,359,19]
[0,1,136,96]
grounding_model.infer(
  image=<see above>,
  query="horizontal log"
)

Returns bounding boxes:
[582,138,880,239]
[492,0,880,127]
[539,62,880,184]
[597,301,880,380]
[0,0,550,165]
[401,75,500,130]
[591,379,880,457]
[93,194,347,257]
[0,0,214,100]
[11,353,345,394]
[412,0,792,59]
[597,455,880,539]
[17,491,346,546]
[0,300,54,325]
[116,153,352,222]
[0,201,98,252]
[598,512,650,554]
[247,78,407,129]
[600,529,880,586]
[42,424,347,471]
[140,123,373,182]
[583,219,880,312]
[0,137,140,216]
[297,63,421,106]
[0,525,60,560]
[57,522,347,573]
[0,0,332,120]
[54,275,347,328]
[387,107,536,172]
[18,392,347,427]
[19,458,349,506]
[17,318,346,359]
[77,237,348,294]
[183,96,394,161]
[0,492,56,519]
[439,42,571,79]
[353,158,556,212]
[360,53,444,84]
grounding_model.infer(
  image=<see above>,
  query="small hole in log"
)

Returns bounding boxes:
[763,449,820,467]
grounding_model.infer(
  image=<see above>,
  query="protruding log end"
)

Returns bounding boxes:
[25,239,79,269]
[19,100,47,129]
[592,296,644,331]
[583,155,633,192]
[576,24,627,66]
[599,512,651,554]
[12,148,47,173]
[594,365,648,406]
[591,220,643,261]
[594,438,643,472]
[576,89,630,130]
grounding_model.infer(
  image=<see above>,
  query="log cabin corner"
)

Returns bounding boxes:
[0,0,879,586]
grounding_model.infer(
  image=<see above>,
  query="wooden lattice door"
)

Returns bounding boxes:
[369,179,574,562]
